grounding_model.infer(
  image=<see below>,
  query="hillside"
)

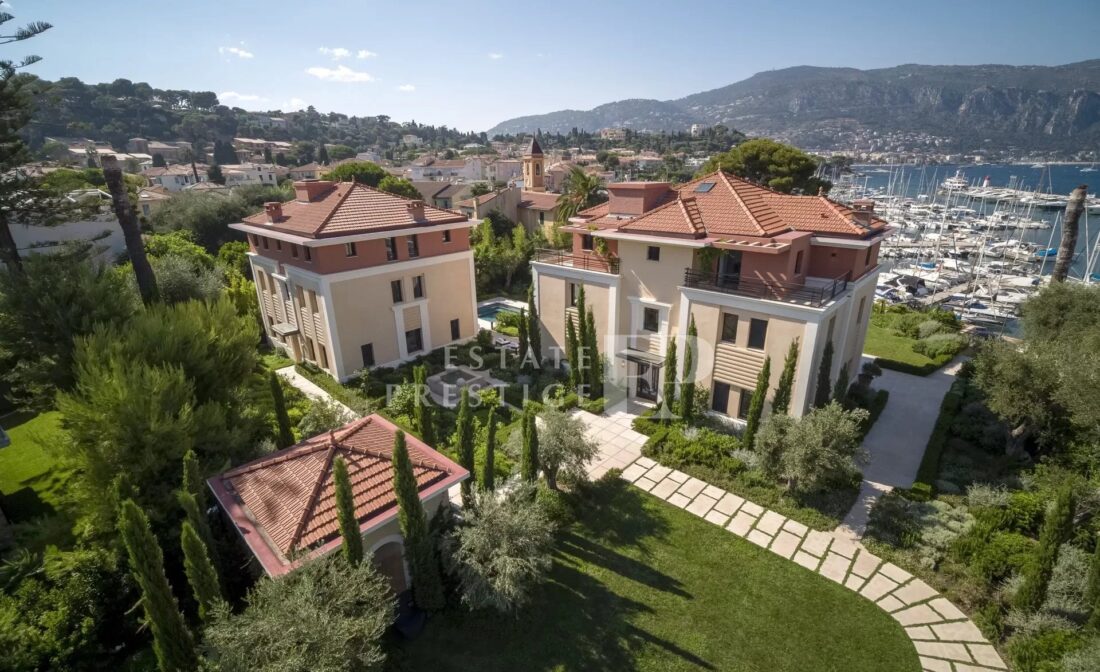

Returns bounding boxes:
[487,60,1100,152]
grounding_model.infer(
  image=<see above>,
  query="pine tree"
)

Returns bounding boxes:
[661,336,678,420]
[566,318,580,390]
[482,407,497,492]
[813,340,834,408]
[1015,488,1076,611]
[178,490,216,561]
[270,371,295,449]
[772,339,799,416]
[413,365,436,445]
[118,500,198,672]
[182,449,204,507]
[456,387,476,508]
[833,364,851,407]
[333,455,364,566]
[180,520,222,623]
[585,308,601,398]
[392,432,446,611]
[521,407,539,483]
[526,284,542,367]
[679,315,697,422]
[742,357,771,451]
[516,308,529,371]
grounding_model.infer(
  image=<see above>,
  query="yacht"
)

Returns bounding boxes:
[941,170,969,191]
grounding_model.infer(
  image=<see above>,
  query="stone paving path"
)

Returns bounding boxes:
[615,452,1007,672]
[574,407,647,480]
[276,366,356,416]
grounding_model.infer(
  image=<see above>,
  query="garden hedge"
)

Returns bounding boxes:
[911,379,967,497]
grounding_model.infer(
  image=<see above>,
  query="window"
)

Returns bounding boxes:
[345,242,357,257]
[303,246,312,261]
[142,204,150,216]
[538,212,545,226]
[391,279,403,304]
[361,343,375,367]
[262,237,269,249]
[642,307,659,332]
[412,275,424,299]
[569,283,578,307]
[304,337,316,360]
[296,286,305,307]
[856,296,866,324]
[291,244,298,258]
[450,318,460,340]
[407,235,420,258]
[694,181,716,193]
[581,234,594,251]
[748,318,768,350]
[865,247,873,265]
[712,382,730,414]
[308,289,318,313]
[647,246,660,261]
[250,234,258,246]
[319,344,329,369]
[405,328,423,354]
[721,313,738,342]
[275,239,282,251]
[442,229,452,243]
[794,250,804,274]
[385,237,397,261]
[737,388,753,420]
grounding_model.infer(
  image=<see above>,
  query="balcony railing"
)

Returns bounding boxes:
[534,248,620,274]
[683,269,851,307]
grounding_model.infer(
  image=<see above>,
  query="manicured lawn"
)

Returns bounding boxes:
[390,481,920,672]
[0,410,72,523]
[863,323,939,369]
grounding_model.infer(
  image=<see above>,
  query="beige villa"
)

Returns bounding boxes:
[532,171,889,420]
[230,180,479,381]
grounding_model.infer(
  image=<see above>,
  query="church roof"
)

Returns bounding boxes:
[523,136,543,157]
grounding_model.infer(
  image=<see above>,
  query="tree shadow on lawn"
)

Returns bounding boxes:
[556,533,690,599]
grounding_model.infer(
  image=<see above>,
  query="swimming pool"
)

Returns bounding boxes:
[477,302,520,321]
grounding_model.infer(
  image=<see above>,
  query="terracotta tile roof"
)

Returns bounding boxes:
[241,182,469,238]
[457,191,499,208]
[518,190,559,211]
[210,414,468,575]
[595,171,887,239]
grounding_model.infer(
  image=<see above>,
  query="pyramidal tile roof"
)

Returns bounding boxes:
[209,414,468,576]
[595,171,886,239]
[241,181,469,239]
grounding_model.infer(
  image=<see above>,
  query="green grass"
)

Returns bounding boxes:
[0,411,72,524]
[863,323,939,368]
[389,480,920,672]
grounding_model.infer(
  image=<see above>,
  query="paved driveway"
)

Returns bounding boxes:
[571,407,648,480]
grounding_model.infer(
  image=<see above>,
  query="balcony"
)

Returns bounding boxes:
[682,268,851,307]
[534,248,620,275]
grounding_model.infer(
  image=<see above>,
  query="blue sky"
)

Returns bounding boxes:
[20,0,1100,132]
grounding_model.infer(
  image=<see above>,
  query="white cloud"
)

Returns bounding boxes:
[282,97,308,111]
[304,65,375,83]
[318,46,351,60]
[488,52,503,60]
[397,84,415,92]
[357,49,377,59]
[219,91,267,104]
[219,46,254,59]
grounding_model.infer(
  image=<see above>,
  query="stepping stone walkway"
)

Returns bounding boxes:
[618,455,1007,672]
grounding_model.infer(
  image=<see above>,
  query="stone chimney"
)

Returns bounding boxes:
[263,201,283,223]
[293,179,335,203]
[851,198,875,228]
[405,200,425,221]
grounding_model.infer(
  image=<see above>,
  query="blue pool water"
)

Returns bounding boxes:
[477,302,520,321]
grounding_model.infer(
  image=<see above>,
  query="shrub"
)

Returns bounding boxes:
[967,483,1011,509]
[914,380,966,493]
[1008,629,1084,672]
[579,397,605,414]
[918,319,946,339]
[1006,491,1047,535]
[866,493,973,569]
[912,333,967,359]
[955,513,1036,583]
[1062,637,1100,672]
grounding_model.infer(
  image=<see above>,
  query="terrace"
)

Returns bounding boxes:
[682,268,852,308]
[534,248,620,275]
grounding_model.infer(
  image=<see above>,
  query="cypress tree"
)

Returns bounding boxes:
[180,520,222,623]
[742,356,771,451]
[482,407,497,492]
[772,339,799,415]
[813,340,834,408]
[516,308,529,371]
[1015,488,1077,611]
[118,500,197,672]
[178,490,216,562]
[566,318,580,390]
[585,308,602,398]
[575,286,588,388]
[521,407,540,483]
[392,431,445,611]
[833,364,851,407]
[270,370,295,449]
[456,387,476,508]
[333,455,364,566]
[679,315,697,423]
[413,365,436,445]
[527,284,542,367]
[182,449,204,507]
[661,336,678,420]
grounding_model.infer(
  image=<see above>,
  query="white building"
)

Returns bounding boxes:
[221,163,280,186]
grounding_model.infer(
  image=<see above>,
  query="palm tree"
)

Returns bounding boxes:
[555,167,605,222]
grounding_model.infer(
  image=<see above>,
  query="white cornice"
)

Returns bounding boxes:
[530,261,621,286]
[287,249,474,284]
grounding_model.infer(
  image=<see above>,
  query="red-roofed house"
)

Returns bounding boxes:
[230,180,479,380]
[209,414,468,584]
[532,171,889,419]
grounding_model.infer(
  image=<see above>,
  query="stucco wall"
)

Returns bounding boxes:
[247,226,471,275]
